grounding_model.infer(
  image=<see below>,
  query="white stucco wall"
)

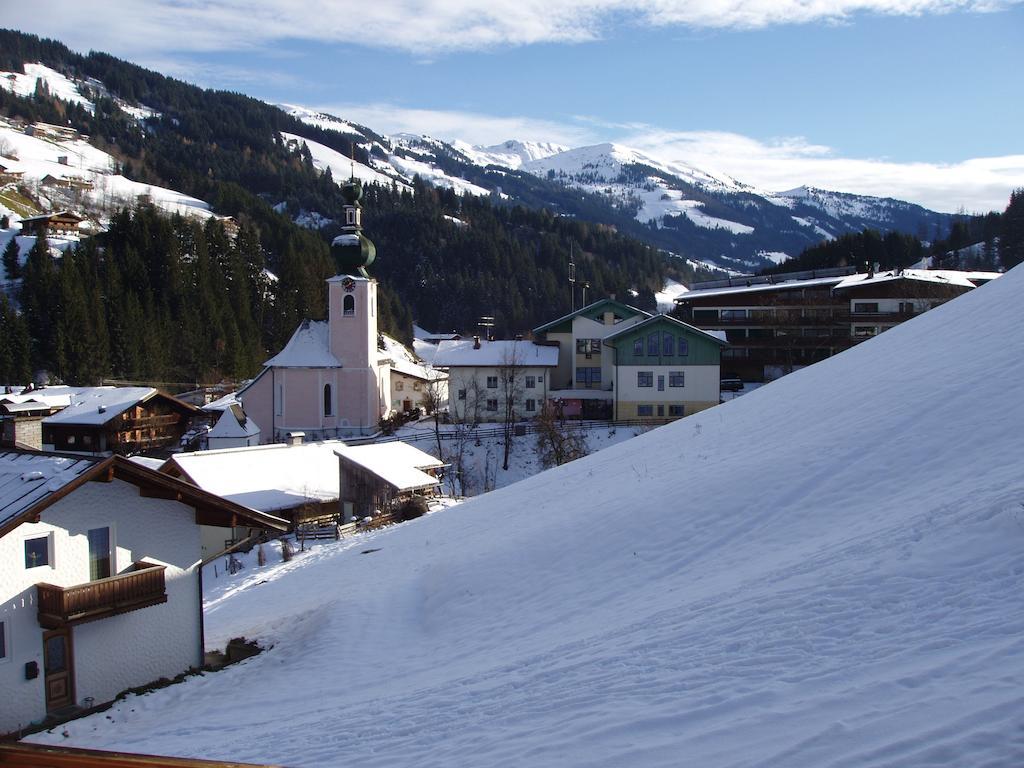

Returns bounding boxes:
[615,364,720,404]
[0,479,202,735]
[448,367,551,422]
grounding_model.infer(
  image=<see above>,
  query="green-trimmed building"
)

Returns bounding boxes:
[533,299,727,421]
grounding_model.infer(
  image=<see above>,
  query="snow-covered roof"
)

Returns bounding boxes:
[533,297,651,334]
[208,406,260,440]
[382,334,445,381]
[202,391,242,412]
[432,339,559,368]
[602,313,729,346]
[676,275,847,301]
[413,324,461,342]
[165,442,344,513]
[833,268,1000,291]
[264,320,340,368]
[0,385,77,409]
[679,269,1001,302]
[335,442,442,492]
[42,386,161,426]
[0,451,99,533]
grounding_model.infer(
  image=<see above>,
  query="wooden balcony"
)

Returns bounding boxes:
[37,562,168,629]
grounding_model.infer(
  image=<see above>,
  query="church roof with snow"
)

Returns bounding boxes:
[263,320,341,368]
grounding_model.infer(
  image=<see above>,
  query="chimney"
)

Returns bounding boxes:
[473,335,481,350]
[286,431,305,446]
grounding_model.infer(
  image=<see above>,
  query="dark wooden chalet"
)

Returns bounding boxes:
[19,210,86,237]
[42,388,200,456]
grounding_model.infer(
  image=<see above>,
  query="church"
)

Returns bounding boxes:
[237,179,394,440]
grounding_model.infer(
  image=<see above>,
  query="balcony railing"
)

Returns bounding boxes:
[37,562,167,629]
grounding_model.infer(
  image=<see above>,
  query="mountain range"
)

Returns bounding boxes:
[277,103,954,274]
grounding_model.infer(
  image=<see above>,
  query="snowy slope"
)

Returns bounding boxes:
[0,120,212,224]
[29,265,1024,766]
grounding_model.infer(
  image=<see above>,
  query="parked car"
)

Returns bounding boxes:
[720,377,743,392]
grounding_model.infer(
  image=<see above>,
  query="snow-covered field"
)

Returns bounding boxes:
[27,263,1024,765]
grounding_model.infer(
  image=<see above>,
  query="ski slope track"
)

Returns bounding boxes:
[29,267,1024,765]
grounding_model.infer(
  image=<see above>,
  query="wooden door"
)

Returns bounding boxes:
[43,628,74,712]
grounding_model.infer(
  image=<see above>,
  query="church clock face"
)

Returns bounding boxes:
[342,277,356,292]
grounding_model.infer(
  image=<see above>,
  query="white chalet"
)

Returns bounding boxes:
[0,450,285,736]
[430,338,558,423]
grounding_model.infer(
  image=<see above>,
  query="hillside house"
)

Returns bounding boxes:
[674,267,1000,381]
[0,450,286,736]
[384,334,448,414]
[336,442,444,524]
[431,338,558,424]
[203,405,261,450]
[161,439,344,555]
[0,401,49,450]
[532,298,726,421]
[24,122,83,142]
[601,314,727,420]
[17,211,85,238]
[41,387,199,456]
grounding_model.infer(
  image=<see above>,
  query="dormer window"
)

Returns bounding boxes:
[343,294,355,316]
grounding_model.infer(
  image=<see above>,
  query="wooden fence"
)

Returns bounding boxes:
[349,418,674,447]
[0,743,286,767]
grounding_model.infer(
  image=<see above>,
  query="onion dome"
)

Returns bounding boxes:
[331,177,376,278]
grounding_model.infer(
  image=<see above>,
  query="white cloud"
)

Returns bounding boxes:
[9,0,1022,56]
[617,128,1024,212]
[318,102,598,147]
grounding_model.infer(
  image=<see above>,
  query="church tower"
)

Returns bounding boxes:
[327,177,389,431]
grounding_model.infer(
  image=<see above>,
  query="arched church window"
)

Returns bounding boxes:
[323,384,333,416]
[343,294,355,316]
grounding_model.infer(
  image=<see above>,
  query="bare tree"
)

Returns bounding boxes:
[418,373,448,456]
[445,376,484,497]
[535,403,588,468]
[498,343,526,471]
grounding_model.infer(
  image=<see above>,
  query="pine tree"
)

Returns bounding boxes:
[2,237,20,281]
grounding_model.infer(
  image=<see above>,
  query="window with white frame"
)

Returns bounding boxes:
[677,338,688,356]
[637,371,653,388]
[662,332,674,356]
[486,376,498,388]
[525,399,536,412]
[525,375,536,389]
[486,398,498,411]
[669,371,685,387]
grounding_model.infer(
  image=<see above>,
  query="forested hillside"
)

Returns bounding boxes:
[759,191,1022,276]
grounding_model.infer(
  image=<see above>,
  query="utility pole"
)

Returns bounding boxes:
[568,242,576,312]
[478,315,495,340]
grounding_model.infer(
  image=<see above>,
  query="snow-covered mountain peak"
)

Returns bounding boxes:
[453,138,569,170]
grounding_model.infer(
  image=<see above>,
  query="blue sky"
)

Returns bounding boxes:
[8,0,1023,212]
